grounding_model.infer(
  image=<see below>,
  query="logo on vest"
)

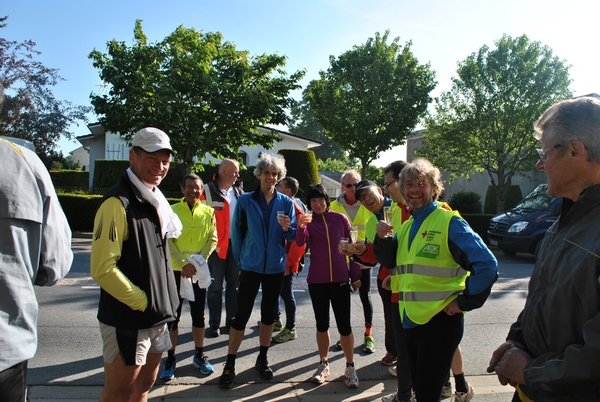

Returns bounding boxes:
[423,229,442,242]
[416,243,440,258]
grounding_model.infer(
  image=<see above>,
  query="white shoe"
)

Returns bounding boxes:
[389,365,397,377]
[344,365,359,388]
[311,361,330,384]
[381,392,399,402]
[442,382,453,398]
[451,383,474,402]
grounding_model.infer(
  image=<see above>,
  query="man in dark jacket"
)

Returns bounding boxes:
[91,127,181,402]
[488,96,600,401]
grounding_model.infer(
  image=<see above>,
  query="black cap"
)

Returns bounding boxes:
[354,179,378,200]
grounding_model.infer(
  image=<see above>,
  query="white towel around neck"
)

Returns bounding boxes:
[126,168,182,239]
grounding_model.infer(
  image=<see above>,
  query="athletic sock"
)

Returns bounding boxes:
[454,373,468,393]
[346,362,355,367]
[195,347,203,359]
[258,345,269,360]
[225,354,236,367]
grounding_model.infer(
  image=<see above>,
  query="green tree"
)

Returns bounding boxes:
[306,31,436,178]
[89,20,305,173]
[418,34,571,212]
[289,93,345,161]
[0,16,92,167]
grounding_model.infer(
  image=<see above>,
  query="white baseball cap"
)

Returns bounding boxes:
[131,127,173,154]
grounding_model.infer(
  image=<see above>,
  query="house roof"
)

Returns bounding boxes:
[78,122,322,148]
[257,125,322,148]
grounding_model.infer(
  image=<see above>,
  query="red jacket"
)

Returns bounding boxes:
[202,180,244,259]
[285,200,306,274]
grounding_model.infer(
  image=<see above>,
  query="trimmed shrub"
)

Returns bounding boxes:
[91,160,262,196]
[278,149,320,199]
[505,186,523,210]
[448,191,482,214]
[58,193,102,232]
[50,170,90,190]
[484,184,523,213]
[93,160,130,191]
[462,214,495,243]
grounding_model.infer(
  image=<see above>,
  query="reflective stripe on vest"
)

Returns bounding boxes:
[397,289,459,302]
[391,264,468,278]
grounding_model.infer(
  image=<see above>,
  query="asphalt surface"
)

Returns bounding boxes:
[27,233,534,401]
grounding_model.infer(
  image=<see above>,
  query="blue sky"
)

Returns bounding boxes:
[4,0,599,166]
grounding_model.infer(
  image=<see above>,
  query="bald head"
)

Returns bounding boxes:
[218,158,240,189]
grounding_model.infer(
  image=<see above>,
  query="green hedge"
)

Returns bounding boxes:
[92,160,261,195]
[58,193,102,232]
[462,213,495,243]
[278,149,320,199]
[58,193,182,232]
[484,184,523,213]
[50,170,89,189]
[449,191,482,214]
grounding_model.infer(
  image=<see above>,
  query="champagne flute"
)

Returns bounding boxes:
[350,226,358,243]
[383,206,393,237]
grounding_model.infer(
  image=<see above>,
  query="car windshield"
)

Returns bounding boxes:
[515,184,555,210]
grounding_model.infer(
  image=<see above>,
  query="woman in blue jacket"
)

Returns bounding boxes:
[218,153,297,388]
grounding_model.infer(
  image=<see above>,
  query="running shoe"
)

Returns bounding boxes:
[255,356,274,380]
[218,363,235,388]
[363,335,376,353]
[442,382,453,398]
[272,327,297,343]
[344,365,359,388]
[381,352,397,366]
[451,383,475,402]
[159,357,176,381]
[192,354,214,375]
[311,360,330,384]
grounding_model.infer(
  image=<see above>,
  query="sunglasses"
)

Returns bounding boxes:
[344,183,358,189]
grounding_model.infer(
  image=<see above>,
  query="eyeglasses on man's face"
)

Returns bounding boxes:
[344,183,358,189]
[383,179,397,190]
[536,143,563,163]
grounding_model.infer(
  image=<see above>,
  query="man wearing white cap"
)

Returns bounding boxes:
[91,127,182,402]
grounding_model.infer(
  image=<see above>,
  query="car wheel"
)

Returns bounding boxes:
[500,248,517,256]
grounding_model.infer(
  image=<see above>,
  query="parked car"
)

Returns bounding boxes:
[487,184,561,258]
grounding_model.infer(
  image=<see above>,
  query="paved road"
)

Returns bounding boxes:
[28,235,534,401]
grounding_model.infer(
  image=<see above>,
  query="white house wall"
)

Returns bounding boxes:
[71,147,90,170]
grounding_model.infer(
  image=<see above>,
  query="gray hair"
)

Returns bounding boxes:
[398,158,444,201]
[340,169,360,183]
[253,152,287,181]
[535,97,600,163]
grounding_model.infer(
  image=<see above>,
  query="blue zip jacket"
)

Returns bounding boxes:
[231,188,297,274]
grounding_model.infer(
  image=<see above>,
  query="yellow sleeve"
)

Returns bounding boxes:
[200,210,218,259]
[168,237,187,271]
[90,197,148,312]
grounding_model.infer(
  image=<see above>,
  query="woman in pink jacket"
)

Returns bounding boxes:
[296,184,362,388]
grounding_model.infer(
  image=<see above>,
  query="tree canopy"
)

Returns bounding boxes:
[305,31,436,178]
[0,16,91,167]
[418,34,572,212]
[289,92,345,161]
[89,20,305,172]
